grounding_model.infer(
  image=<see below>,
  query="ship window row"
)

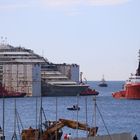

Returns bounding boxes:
[129,77,140,80]
[43,78,68,81]
[0,55,42,59]
[128,79,140,83]
[0,48,33,53]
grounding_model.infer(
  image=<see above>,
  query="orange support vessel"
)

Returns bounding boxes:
[112,50,140,99]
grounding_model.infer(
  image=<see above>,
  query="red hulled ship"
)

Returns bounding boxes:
[80,87,99,96]
[0,84,26,98]
[112,50,140,99]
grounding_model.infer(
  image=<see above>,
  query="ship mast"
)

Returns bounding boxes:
[80,72,83,84]
[136,49,140,76]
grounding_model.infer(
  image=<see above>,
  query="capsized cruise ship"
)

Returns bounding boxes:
[41,64,88,96]
[0,42,88,97]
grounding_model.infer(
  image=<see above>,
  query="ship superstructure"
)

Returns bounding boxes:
[0,43,88,97]
[0,44,45,96]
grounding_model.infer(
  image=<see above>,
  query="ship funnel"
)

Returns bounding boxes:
[136,50,140,76]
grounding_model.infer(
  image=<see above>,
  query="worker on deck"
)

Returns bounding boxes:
[67,133,71,140]
[64,134,68,140]
[133,134,138,140]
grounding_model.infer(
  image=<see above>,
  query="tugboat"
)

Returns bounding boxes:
[80,87,99,96]
[98,75,108,87]
[112,50,140,99]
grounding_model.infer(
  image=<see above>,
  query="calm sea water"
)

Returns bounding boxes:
[0,81,140,139]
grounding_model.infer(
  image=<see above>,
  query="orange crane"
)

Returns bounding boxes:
[21,118,98,140]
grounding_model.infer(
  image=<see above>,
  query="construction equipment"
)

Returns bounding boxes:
[21,118,98,140]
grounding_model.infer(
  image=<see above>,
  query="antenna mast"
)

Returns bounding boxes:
[138,49,140,62]
[0,36,8,45]
[80,72,83,84]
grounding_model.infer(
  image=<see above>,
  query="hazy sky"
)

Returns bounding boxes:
[0,0,140,81]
